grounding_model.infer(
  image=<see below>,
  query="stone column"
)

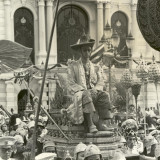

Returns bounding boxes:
[37,0,47,64]
[131,3,143,59]
[96,2,104,46]
[4,0,12,40]
[104,1,111,26]
[46,0,53,50]
[5,81,16,113]
[38,80,48,109]
[131,4,137,56]
[46,0,57,64]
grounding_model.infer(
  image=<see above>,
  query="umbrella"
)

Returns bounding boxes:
[0,40,32,73]
[137,0,160,52]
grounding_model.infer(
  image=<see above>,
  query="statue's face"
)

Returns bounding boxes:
[0,147,12,159]
[81,46,92,60]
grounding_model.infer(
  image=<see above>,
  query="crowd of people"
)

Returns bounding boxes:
[0,106,160,160]
[117,109,160,160]
[0,110,57,160]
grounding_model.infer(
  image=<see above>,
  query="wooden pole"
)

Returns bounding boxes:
[0,105,11,117]
[23,80,70,140]
[40,107,70,140]
[142,79,146,136]
[155,82,160,115]
[135,96,138,124]
[109,66,112,100]
[126,88,128,119]
[30,0,60,159]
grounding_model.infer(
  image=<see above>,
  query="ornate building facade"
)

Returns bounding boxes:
[0,0,159,113]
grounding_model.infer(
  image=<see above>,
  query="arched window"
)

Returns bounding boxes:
[18,89,33,114]
[57,5,89,63]
[14,8,35,66]
[111,11,128,67]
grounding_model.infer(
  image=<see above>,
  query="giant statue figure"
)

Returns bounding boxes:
[64,32,113,133]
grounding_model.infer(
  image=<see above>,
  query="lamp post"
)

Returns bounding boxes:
[126,32,135,67]
[131,82,141,123]
[136,55,149,136]
[120,68,133,119]
[100,22,119,99]
[100,22,134,100]
[148,56,160,114]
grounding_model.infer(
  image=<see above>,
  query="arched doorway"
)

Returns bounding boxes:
[57,5,89,63]
[111,11,128,68]
[18,89,33,114]
[14,8,35,66]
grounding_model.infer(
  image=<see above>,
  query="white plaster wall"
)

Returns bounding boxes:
[0,0,158,113]
[0,0,5,39]
[10,0,38,65]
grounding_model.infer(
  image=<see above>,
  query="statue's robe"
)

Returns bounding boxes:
[66,59,111,124]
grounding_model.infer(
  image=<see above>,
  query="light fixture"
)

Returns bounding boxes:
[126,32,135,49]
[40,61,44,77]
[104,21,112,39]
[111,30,120,48]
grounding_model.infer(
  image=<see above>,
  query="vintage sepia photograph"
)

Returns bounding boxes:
[0,0,159,159]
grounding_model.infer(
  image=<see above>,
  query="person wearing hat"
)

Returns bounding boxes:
[67,32,113,133]
[36,121,46,155]
[149,130,160,140]
[142,135,158,157]
[12,134,25,159]
[125,131,143,155]
[24,121,44,156]
[5,117,10,129]
[43,141,56,153]
[156,119,160,130]
[74,142,87,160]
[0,111,5,127]
[84,143,102,160]
[148,124,156,133]
[14,118,26,131]
[0,136,16,160]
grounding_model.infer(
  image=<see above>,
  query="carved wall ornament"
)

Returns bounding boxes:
[21,0,27,6]
[116,20,121,27]
[137,0,160,52]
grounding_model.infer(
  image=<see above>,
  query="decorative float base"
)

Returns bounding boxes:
[46,124,121,159]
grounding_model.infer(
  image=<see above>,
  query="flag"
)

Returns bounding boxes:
[90,44,105,63]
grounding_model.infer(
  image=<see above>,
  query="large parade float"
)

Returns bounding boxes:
[0,0,160,160]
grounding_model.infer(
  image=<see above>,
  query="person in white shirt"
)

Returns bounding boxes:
[149,107,156,117]
[126,132,143,155]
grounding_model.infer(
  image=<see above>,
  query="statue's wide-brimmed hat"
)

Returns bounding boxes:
[70,33,95,50]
